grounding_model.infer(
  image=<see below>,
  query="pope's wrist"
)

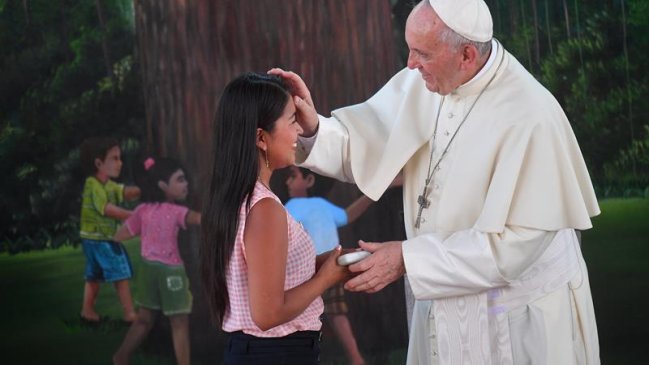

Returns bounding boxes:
[301,121,319,138]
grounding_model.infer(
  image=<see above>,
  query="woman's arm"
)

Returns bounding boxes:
[316,248,358,271]
[245,198,347,331]
[315,252,330,271]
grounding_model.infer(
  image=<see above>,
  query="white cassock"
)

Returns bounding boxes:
[298,40,601,365]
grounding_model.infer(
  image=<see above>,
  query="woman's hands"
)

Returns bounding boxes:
[268,68,319,137]
[315,246,353,287]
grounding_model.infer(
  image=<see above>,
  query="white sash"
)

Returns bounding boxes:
[432,229,581,364]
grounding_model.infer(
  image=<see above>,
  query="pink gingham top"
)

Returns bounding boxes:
[222,182,323,337]
[125,202,189,266]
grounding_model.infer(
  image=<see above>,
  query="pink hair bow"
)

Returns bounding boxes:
[144,157,155,171]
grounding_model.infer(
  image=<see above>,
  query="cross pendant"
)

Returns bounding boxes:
[414,189,430,229]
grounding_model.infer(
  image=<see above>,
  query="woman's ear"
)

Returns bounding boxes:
[94,158,103,170]
[256,128,267,151]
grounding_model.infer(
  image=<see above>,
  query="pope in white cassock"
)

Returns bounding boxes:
[271,0,600,364]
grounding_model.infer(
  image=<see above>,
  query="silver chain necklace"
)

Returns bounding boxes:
[414,51,505,229]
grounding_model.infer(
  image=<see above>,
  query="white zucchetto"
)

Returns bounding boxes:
[428,0,493,42]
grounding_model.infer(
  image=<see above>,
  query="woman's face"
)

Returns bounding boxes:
[265,96,303,169]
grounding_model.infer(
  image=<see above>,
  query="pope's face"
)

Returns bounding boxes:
[405,7,465,95]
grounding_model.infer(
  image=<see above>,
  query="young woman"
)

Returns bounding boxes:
[201,73,349,365]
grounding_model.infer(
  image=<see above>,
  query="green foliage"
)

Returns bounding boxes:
[0,0,144,252]
[539,7,649,194]
[602,125,649,198]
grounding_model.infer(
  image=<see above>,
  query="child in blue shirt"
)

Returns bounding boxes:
[285,166,403,364]
[285,166,375,365]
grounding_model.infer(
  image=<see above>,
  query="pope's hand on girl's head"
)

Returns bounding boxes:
[268,68,311,101]
[292,95,319,137]
[268,68,319,136]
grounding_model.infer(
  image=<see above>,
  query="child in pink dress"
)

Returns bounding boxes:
[113,157,200,365]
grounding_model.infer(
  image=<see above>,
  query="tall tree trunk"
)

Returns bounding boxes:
[562,0,571,39]
[22,0,29,26]
[573,0,585,96]
[520,0,533,70]
[58,0,69,61]
[574,0,583,67]
[545,0,554,55]
[94,0,113,77]
[509,0,521,42]
[134,0,405,361]
[531,0,540,66]
[620,0,636,177]
[494,0,502,36]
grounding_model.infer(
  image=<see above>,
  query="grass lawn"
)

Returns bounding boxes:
[0,239,403,364]
[581,198,649,364]
[0,241,172,365]
[0,198,646,364]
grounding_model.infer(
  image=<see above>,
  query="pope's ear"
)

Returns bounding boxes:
[461,43,480,66]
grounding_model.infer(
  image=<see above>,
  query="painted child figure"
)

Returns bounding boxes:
[79,137,141,323]
[113,157,201,365]
[285,166,402,365]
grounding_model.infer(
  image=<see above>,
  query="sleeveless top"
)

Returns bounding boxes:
[222,181,324,337]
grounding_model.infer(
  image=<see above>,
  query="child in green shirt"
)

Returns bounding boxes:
[79,137,140,323]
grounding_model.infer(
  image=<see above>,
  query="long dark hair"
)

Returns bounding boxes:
[138,157,184,203]
[201,72,290,325]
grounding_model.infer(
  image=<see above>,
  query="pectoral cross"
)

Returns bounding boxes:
[414,186,430,229]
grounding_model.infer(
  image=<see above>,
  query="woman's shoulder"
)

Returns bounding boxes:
[249,181,281,205]
[245,195,287,240]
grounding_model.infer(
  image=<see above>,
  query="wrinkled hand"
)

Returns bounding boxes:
[344,240,406,293]
[267,68,319,136]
